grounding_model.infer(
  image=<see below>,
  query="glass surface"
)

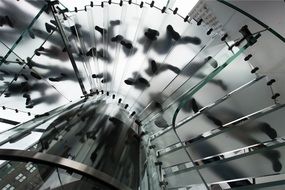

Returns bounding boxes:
[0,2,71,124]
[176,76,274,146]
[0,95,140,189]
[0,1,284,190]
[199,144,285,184]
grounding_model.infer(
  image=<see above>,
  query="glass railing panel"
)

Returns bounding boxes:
[0,123,15,134]
[133,21,220,115]
[161,42,227,106]
[0,51,25,93]
[198,143,285,185]
[0,6,48,82]
[142,38,262,190]
[16,97,140,189]
[85,6,104,92]
[151,35,261,189]
[159,103,279,160]
[113,3,173,101]
[0,8,75,121]
[69,3,117,93]
[170,33,261,133]
[160,137,285,188]
[158,148,190,168]
[139,0,279,127]
[137,23,218,121]
[110,2,149,95]
[0,98,87,150]
[28,32,84,102]
[239,183,285,190]
[141,44,233,127]
[12,10,52,60]
[56,168,82,187]
[164,169,208,189]
[184,106,285,161]
[151,126,179,149]
[38,168,64,190]
[175,76,274,146]
[102,3,127,93]
[1,131,42,150]
[254,107,285,139]
[150,73,272,162]
[192,54,256,107]
[0,1,48,63]
[209,173,285,190]
[146,68,258,136]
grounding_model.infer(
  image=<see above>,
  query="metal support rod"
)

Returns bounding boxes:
[49,3,87,95]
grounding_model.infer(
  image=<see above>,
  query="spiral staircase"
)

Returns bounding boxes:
[0,0,284,189]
